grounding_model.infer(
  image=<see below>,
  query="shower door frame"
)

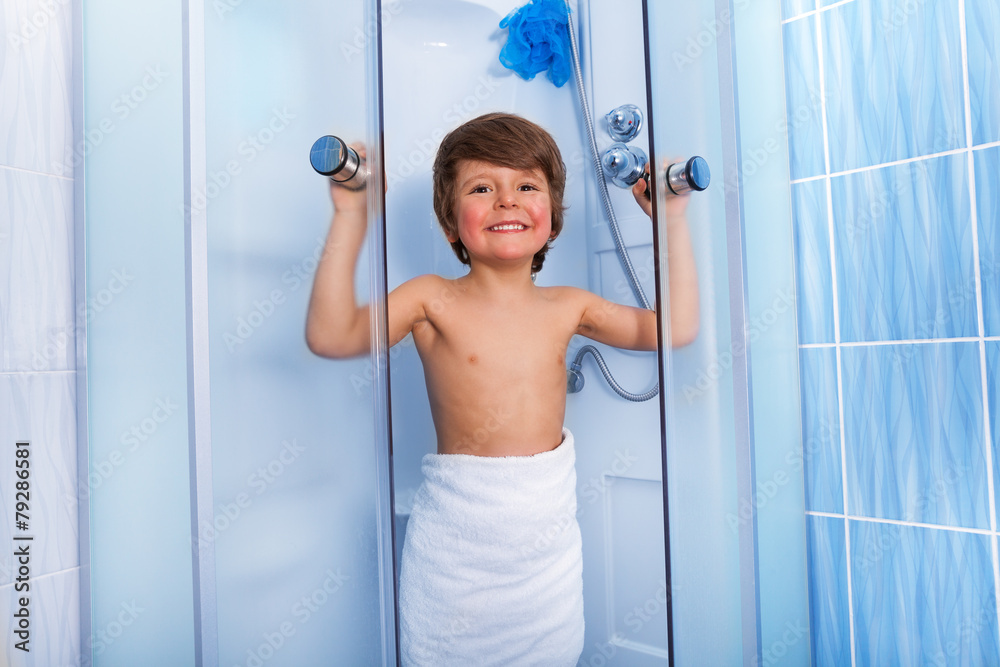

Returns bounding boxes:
[153,0,777,664]
[359,0,765,665]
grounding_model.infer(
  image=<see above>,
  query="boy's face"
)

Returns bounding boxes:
[448,160,553,269]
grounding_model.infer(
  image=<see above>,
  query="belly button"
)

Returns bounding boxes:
[468,354,478,364]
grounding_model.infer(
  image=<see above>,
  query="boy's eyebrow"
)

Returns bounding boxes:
[458,169,546,190]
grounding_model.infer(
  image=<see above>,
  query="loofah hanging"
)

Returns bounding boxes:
[498,0,572,88]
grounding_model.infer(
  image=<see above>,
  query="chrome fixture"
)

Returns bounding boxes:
[309,135,368,190]
[605,104,643,142]
[664,156,711,195]
[601,142,648,189]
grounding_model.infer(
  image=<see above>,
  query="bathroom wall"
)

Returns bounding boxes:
[782,0,1000,662]
[0,0,81,664]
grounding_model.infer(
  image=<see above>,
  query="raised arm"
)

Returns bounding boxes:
[305,175,372,358]
[632,165,700,348]
[306,154,436,358]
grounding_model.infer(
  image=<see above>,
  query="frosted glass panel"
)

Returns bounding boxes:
[205,1,384,663]
[83,2,195,664]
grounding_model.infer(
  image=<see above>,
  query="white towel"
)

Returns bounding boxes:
[399,427,584,666]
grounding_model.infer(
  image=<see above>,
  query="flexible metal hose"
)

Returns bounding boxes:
[569,345,660,402]
[564,0,659,402]
[564,0,650,311]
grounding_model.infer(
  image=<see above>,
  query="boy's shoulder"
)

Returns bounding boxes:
[536,283,599,304]
[390,273,452,302]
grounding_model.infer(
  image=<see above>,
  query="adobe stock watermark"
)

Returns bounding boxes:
[521,447,639,559]
[181,107,296,218]
[926,593,997,665]
[57,66,168,176]
[224,234,325,352]
[339,0,415,63]
[32,267,135,371]
[854,459,972,572]
[753,619,809,666]
[682,288,795,402]
[86,600,145,659]
[212,0,247,19]
[63,396,179,510]
[605,579,680,661]
[843,160,929,245]
[622,579,673,635]
[719,94,830,195]
[407,615,474,665]
[879,0,929,34]
[581,634,627,667]
[672,0,752,71]
[348,281,461,396]
[6,0,70,53]
[384,74,504,189]
[235,568,350,667]
[727,417,837,533]
[195,439,306,551]
[349,333,415,397]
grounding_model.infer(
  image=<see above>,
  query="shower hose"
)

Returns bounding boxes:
[563,0,659,403]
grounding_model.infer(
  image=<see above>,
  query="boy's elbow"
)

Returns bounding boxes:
[670,320,699,348]
[305,326,363,359]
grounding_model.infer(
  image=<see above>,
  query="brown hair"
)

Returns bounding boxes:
[432,112,567,273]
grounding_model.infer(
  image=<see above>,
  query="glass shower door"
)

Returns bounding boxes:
[201,1,390,663]
[648,0,810,664]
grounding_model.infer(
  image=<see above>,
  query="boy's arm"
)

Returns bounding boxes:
[306,163,434,358]
[632,168,700,348]
[305,178,372,358]
[574,166,701,351]
[575,289,659,351]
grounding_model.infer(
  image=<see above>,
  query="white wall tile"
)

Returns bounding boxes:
[0,567,80,666]
[0,0,74,176]
[0,372,79,584]
[0,168,75,372]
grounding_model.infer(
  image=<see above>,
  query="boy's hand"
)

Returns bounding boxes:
[328,143,368,216]
[631,159,691,222]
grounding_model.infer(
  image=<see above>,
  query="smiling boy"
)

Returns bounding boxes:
[306,112,698,665]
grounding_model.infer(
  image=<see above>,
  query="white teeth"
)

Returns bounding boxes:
[490,224,525,231]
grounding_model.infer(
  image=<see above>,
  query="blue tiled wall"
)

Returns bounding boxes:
[782,0,1000,663]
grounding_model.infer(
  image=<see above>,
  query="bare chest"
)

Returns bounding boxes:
[415,297,577,373]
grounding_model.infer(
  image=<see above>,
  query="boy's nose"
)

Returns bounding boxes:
[496,190,518,208]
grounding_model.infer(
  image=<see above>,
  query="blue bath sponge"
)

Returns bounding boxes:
[499,0,572,87]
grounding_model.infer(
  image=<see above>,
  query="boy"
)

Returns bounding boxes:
[306,113,698,665]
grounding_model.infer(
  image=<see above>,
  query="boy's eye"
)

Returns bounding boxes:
[518,184,538,191]
[471,185,491,193]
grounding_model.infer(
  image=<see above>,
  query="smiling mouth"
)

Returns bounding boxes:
[488,223,527,232]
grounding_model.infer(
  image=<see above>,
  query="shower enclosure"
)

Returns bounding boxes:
[76,0,806,664]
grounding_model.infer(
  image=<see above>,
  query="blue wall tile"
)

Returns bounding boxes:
[822,0,966,172]
[976,147,1000,337]
[792,179,836,343]
[987,342,1000,525]
[806,515,852,666]
[850,522,999,666]
[966,0,1000,147]
[783,16,826,179]
[833,154,976,342]
[842,343,988,529]
[800,347,843,513]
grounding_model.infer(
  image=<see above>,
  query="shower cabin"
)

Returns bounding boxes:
[75,0,807,664]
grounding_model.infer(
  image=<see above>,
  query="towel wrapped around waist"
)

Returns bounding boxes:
[399,427,584,666]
